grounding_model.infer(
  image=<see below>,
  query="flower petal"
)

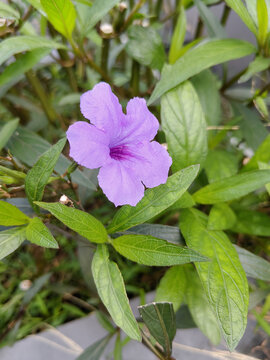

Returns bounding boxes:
[121,97,159,143]
[67,121,110,169]
[133,141,172,188]
[98,160,145,206]
[80,82,125,137]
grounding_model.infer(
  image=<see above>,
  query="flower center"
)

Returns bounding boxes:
[109,145,131,161]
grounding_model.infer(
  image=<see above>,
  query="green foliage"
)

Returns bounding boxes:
[168,6,186,64]
[0,227,26,260]
[76,334,113,360]
[0,200,30,226]
[204,150,238,183]
[208,203,236,231]
[0,119,19,151]
[26,217,58,249]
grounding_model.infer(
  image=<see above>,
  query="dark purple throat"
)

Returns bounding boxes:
[110,145,131,161]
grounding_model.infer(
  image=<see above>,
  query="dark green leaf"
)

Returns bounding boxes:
[235,245,270,282]
[0,227,26,260]
[193,170,270,204]
[138,302,176,357]
[204,150,238,183]
[92,244,141,341]
[0,119,19,151]
[208,203,236,231]
[126,25,166,71]
[148,39,256,104]
[125,224,182,244]
[25,138,66,211]
[180,208,249,350]
[155,265,187,311]
[230,209,270,237]
[35,202,108,244]
[161,81,207,172]
[0,200,30,226]
[26,217,58,249]
[76,334,112,360]
[108,165,200,234]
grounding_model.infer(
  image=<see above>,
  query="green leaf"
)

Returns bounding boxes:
[92,244,141,341]
[208,203,236,231]
[112,234,208,266]
[22,273,51,305]
[25,138,66,212]
[7,127,96,191]
[161,81,207,172]
[138,302,176,357]
[148,39,256,104]
[126,26,166,71]
[41,0,76,39]
[84,0,120,34]
[0,36,66,67]
[239,56,270,83]
[257,0,268,46]
[0,227,26,260]
[0,119,19,151]
[204,150,238,183]
[180,208,249,350]
[194,0,226,38]
[193,169,270,204]
[235,245,270,282]
[124,224,183,244]
[0,49,50,87]
[242,134,270,172]
[35,202,108,244]
[191,70,221,126]
[168,6,186,64]
[0,2,20,20]
[26,217,58,249]
[185,266,221,345]
[76,334,112,360]
[230,209,270,237]
[258,161,270,194]
[224,0,257,34]
[0,201,30,226]
[155,266,187,311]
[107,165,200,233]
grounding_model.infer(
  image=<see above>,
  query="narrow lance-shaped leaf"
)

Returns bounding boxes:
[25,138,66,212]
[257,0,268,47]
[161,81,207,172]
[35,202,108,244]
[148,39,256,104]
[0,227,26,260]
[107,165,200,234]
[180,208,249,350]
[239,56,270,83]
[76,334,113,360]
[92,244,141,341]
[230,209,270,237]
[0,200,30,226]
[193,169,270,204]
[168,6,186,64]
[0,119,19,151]
[207,203,236,231]
[26,217,59,249]
[112,234,208,266]
[224,0,257,34]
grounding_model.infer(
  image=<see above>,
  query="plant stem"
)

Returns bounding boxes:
[121,0,146,32]
[131,60,140,96]
[141,331,165,360]
[194,17,204,39]
[101,38,110,76]
[221,5,231,26]
[221,68,247,91]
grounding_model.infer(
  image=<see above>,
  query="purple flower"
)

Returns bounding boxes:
[66,82,172,206]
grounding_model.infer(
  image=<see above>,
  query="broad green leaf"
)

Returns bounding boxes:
[242,134,270,172]
[235,245,270,282]
[84,0,120,34]
[239,56,270,83]
[107,165,200,233]
[194,0,226,38]
[35,202,108,244]
[257,0,268,46]
[193,169,270,204]
[126,26,166,71]
[7,127,96,190]
[161,81,207,172]
[26,217,58,249]
[185,266,221,345]
[168,191,195,210]
[138,302,176,357]
[224,0,257,34]
[92,244,141,341]
[148,39,256,104]
[41,0,76,39]
[258,161,270,194]
[77,334,112,360]
[180,208,249,350]
[230,209,270,237]
[191,70,221,126]
[168,6,186,64]
[0,227,26,260]
[0,119,19,151]
[0,49,50,87]
[155,266,187,311]
[0,36,66,66]
[208,203,236,231]
[112,235,208,266]
[25,138,66,211]
[0,201,30,226]
[0,2,20,20]
[125,224,183,245]
[204,150,238,183]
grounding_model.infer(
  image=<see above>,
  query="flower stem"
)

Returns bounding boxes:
[101,38,110,76]
[131,60,140,96]
[221,4,231,26]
